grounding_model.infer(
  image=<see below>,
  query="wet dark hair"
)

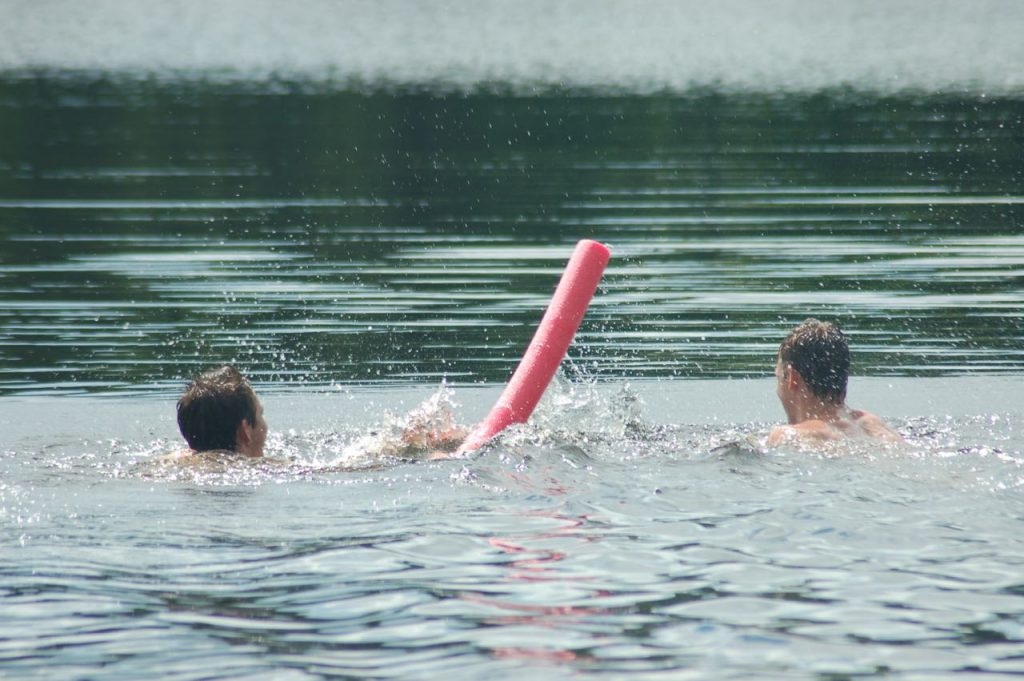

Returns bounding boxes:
[176,365,258,452]
[778,318,850,402]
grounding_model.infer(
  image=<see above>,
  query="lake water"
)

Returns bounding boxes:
[3,1,1024,679]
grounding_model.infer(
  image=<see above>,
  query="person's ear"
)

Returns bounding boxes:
[786,365,803,391]
[235,419,253,449]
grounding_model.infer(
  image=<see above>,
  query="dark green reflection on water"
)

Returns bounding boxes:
[1,77,1023,394]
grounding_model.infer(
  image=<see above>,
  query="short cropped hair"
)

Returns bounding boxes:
[778,318,850,402]
[176,365,258,452]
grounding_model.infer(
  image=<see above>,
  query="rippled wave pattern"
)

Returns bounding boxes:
[2,386,1024,679]
[1,83,1023,394]
[3,3,1024,679]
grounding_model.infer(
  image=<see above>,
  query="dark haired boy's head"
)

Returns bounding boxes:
[777,318,850,403]
[176,365,266,456]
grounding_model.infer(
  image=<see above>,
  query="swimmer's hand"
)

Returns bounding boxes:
[399,423,470,459]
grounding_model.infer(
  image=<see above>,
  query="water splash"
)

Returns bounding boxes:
[318,381,468,468]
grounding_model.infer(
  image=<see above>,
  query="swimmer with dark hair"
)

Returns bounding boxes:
[163,364,465,466]
[166,364,269,462]
[769,319,903,446]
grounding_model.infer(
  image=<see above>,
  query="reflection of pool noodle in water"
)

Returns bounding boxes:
[458,239,611,453]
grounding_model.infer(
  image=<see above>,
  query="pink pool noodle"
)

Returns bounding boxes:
[458,239,611,454]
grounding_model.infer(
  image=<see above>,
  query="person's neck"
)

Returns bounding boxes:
[234,443,262,458]
[790,395,846,425]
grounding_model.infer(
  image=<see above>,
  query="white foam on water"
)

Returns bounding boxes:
[2,0,1023,94]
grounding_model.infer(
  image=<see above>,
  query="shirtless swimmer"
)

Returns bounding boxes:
[165,364,270,463]
[768,319,903,446]
[163,364,465,466]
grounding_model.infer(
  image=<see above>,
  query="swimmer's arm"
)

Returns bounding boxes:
[399,423,471,460]
[428,425,472,460]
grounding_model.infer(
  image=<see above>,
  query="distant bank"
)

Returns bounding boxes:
[1,0,1023,95]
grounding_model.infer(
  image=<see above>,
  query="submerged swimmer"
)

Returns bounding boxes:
[163,364,270,464]
[162,364,466,466]
[769,319,903,446]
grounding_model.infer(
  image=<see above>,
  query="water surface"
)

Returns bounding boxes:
[3,3,1024,678]
[2,82,1023,393]
[2,379,1024,679]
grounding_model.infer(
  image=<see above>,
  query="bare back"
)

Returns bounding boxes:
[769,407,903,447]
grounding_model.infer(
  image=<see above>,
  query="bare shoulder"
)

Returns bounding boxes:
[768,420,837,446]
[153,448,195,464]
[148,449,288,470]
[849,409,904,442]
[767,425,794,447]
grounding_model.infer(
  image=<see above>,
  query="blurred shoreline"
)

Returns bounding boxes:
[2,0,1023,95]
